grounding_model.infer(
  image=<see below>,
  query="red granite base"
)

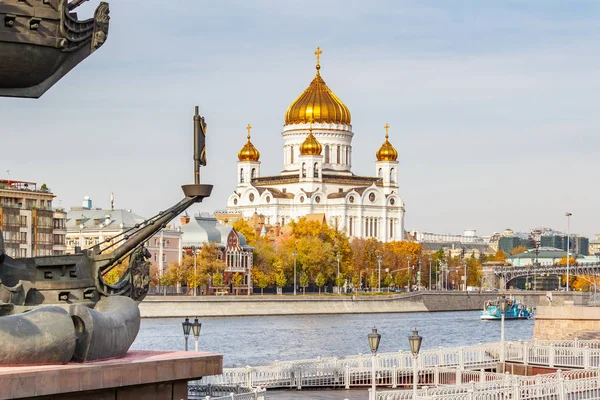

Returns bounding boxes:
[0,351,223,400]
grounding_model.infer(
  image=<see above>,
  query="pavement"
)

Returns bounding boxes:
[266,389,368,399]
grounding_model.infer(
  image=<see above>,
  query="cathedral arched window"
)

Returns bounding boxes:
[349,217,353,236]
[302,163,306,178]
[336,146,340,164]
[378,168,382,178]
[314,163,319,178]
[324,145,330,163]
[390,168,396,183]
[251,168,256,179]
[240,168,244,183]
[389,218,394,239]
[290,146,294,164]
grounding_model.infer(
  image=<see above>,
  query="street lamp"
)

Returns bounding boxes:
[368,327,381,400]
[292,251,298,296]
[192,246,198,296]
[336,252,341,294]
[408,328,423,398]
[565,212,572,292]
[182,317,192,351]
[376,252,382,293]
[499,298,507,363]
[428,256,432,291]
[191,317,201,352]
[406,256,411,292]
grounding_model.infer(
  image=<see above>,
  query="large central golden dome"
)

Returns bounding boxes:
[284,47,351,126]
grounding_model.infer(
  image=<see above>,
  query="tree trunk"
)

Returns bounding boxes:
[261,288,264,295]
[319,287,321,295]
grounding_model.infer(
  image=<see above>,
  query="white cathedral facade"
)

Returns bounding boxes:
[226,48,405,242]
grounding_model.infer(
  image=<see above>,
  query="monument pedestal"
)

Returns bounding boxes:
[0,350,222,400]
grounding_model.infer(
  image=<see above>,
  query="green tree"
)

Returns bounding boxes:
[299,273,309,295]
[368,272,378,292]
[212,272,224,288]
[315,272,326,294]
[335,273,345,293]
[231,272,243,295]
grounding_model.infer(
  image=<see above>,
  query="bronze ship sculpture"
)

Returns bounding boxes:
[0,106,212,364]
[0,0,110,98]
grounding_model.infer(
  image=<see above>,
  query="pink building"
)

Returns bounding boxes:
[146,228,183,275]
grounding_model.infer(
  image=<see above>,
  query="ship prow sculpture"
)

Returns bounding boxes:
[0,0,110,98]
[0,107,212,365]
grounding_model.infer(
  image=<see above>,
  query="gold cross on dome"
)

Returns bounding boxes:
[314,46,322,66]
[246,123,252,139]
[384,123,390,138]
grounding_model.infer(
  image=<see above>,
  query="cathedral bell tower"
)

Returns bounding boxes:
[375,123,399,195]
[237,124,261,188]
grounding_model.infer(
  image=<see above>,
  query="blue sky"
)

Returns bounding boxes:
[2,0,600,237]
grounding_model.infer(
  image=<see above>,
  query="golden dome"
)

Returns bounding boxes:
[300,125,323,156]
[284,47,351,126]
[376,123,398,161]
[238,124,260,162]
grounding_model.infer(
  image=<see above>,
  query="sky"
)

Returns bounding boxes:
[2,0,600,238]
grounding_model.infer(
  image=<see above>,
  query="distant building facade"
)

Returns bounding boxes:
[66,196,181,273]
[180,214,254,295]
[411,229,494,258]
[0,179,66,257]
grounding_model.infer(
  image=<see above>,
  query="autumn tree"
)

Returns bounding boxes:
[315,272,326,294]
[510,246,528,255]
[383,273,393,292]
[233,219,257,245]
[231,272,244,295]
[102,257,130,285]
[212,272,224,288]
[299,272,309,295]
[493,250,507,262]
[254,270,270,295]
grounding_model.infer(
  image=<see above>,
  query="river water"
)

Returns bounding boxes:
[132,311,534,367]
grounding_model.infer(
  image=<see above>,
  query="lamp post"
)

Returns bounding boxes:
[293,251,298,296]
[336,252,341,294]
[182,317,192,351]
[463,261,467,292]
[428,256,432,291]
[408,328,423,398]
[192,246,197,296]
[406,256,411,292]
[377,252,382,293]
[191,317,201,351]
[565,212,572,292]
[368,327,381,400]
[499,298,506,363]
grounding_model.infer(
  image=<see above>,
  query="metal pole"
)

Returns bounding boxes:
[377,256,381,293]
[185,336,189,352]
[464,261,467,292]
[429,257,432,291]
[566,213,571,292]
[194,336,199,352]
[193,248,197,297]
[500,311,505,363]
[407,256,410,292]
[413,354,418,397]
[337,255,340,293]
[372,352,377,400]
[293,255,297,296]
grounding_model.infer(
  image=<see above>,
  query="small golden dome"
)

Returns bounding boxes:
[376,123,398,161]
[238,124,260,162]
[300,125,323,156]
[284,47,351,126]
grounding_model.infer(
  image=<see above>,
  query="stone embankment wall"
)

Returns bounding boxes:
[139,291,587,318]
[533,305,600,340]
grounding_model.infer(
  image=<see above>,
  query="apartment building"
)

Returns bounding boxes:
[0,179,67,257]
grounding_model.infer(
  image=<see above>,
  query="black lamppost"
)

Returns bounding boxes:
[191,317,202,351]
[368,327,381,400]
[182,317,192,351]
[408,328,423,398]
[293,251,298,296]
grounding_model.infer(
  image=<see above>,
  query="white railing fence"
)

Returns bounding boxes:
[188,384,266,400]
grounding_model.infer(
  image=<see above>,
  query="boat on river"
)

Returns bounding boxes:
[480,297,533,320]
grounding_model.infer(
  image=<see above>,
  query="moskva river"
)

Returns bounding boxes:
[132,311,534,367]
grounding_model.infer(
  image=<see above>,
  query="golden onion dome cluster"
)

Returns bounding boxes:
[376,123,398,161]
[238,124,260,162]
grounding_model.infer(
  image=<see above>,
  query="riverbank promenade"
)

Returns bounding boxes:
[140,291,589,318]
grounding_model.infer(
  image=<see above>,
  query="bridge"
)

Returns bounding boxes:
[488,262,600,289]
